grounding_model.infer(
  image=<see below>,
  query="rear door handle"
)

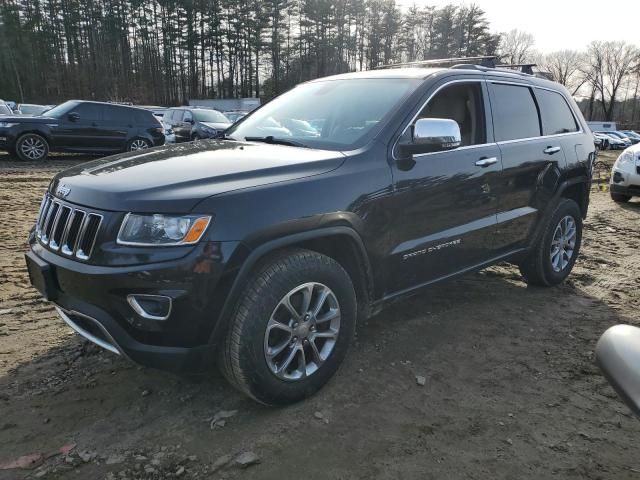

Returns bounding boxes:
[544,146,561,155]
[475,157,498,167]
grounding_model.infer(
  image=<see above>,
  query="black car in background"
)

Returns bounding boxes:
[0,100,164,161]
[163,107,231,142]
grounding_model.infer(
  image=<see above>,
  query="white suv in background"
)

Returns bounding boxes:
[610,145,640,202]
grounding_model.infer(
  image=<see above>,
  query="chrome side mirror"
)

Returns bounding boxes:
[596,324,640,418]
[398,118,461,158]
[414,118,461,149]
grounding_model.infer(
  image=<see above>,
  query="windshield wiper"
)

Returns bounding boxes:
[244,136,309,148]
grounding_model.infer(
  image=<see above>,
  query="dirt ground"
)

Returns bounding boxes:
[1,151,640,479]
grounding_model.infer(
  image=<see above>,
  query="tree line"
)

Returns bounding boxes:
[0,0,500,105]
[1,1,638,125]
[500,33,640,125]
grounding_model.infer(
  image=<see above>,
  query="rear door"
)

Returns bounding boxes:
[487,81,567,252]
[101,105,133,151]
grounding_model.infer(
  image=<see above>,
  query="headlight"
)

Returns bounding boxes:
[614,150,635,173]
[117,213,211,246]
[201,126,217,135]
[0,122,17,128]
[618,150,634,165]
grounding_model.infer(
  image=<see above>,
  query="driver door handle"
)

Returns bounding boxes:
[544,146,561,155]
[475,157,498,167]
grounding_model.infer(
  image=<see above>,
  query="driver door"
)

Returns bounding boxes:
[386,79,502,293]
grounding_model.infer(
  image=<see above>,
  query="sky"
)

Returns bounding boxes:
[397,0,640,52]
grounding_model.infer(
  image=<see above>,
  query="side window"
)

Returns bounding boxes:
[71,103,103,121]
[415,82,486,146]
[173,110,184,123]
[105,106,132,124]
[490,83,541,142]
[164,110,174,122]
[535,89,578,135]
[183,110,193,123]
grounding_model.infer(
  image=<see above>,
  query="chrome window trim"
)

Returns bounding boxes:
[127,294,173,321]
[392,77,587,161]
[487,79,584,138]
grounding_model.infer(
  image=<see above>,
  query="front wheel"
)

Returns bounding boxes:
[610,192,631,203]
[519,198,583,287]
[219,249,356,405]
[16,133,49,161]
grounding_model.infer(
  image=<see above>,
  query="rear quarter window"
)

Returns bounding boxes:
[490,83,541,142]
[535,89,578,135]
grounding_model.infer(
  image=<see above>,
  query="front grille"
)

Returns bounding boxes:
[35,194,103,260]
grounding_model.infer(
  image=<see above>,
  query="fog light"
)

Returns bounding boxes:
[127,294,172,321]
[613,171,624,183]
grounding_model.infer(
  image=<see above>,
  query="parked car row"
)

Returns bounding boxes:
[594,130,640,150]
[0,99,250,161]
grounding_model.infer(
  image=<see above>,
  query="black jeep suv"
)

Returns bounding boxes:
[25,64,594,405]
[0,100,165,161]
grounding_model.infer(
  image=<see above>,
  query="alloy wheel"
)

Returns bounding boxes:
[264,282,341,381]
[20,136,46,160]
[129,139,149,151]
[550,215,577,272]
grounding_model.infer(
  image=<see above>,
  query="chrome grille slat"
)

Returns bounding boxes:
[34,194,103,261]
[50,205,71,250]
[41,201,60,242]
[76,214,102,260]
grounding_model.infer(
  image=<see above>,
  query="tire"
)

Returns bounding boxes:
[610,192,631,203]
[15,133,49,162]
[220,248,357,405]
[127,137,151,151]
[518,198,582,287]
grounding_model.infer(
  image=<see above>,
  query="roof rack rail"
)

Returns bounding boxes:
[373,56,498,70]
[496,63,536,75]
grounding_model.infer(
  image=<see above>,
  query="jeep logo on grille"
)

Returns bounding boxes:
[56,185,71,197]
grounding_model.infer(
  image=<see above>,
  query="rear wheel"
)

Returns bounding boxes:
[220,249,356,405]
[519,198,582,287]
[127,138,151,151]
[16,133,49,161]
[610,192,631,203]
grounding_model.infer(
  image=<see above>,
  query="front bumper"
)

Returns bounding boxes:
[610,165,640,197]
[26,239,242,373]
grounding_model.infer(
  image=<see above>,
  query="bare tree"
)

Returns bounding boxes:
[499,29,535,64]
[540,50,587,95]
[583,41,640,121]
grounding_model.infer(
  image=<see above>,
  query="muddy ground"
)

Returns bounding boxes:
[1,151,640,479]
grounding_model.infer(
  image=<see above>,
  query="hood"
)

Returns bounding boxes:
[50,140,345,213]
[200,121,231,130]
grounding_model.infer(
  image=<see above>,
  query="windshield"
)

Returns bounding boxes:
[43,100,78,118]
[192,110,230,123]
[227,78,420,150]
[0,103,11,115]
